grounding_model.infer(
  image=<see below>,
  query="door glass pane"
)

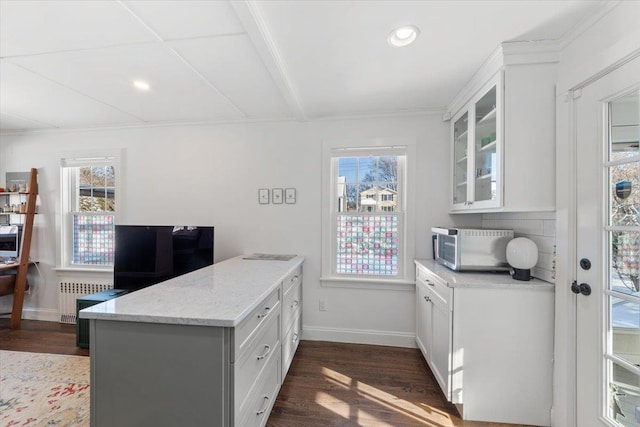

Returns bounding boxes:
[610,161,639,227]
[610,295,640,366]
[474,86,497,203]
[608,361,640,427]
[609,91,639,162]
[611,231,640,296]
[453,112,468,205]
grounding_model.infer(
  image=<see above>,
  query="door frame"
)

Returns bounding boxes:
[555,49,640,427]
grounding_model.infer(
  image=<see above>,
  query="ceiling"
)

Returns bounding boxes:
[0,0,609,133]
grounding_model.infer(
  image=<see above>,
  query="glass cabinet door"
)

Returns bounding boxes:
[453,112,469,205]
[473,86,497,203]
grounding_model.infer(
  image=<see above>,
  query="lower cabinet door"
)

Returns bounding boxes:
[430,295,452,400]
[282,315,301,379]
[415,280,431,360]
[238,351,282,427]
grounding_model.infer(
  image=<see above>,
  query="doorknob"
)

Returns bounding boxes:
[571,281,592,296]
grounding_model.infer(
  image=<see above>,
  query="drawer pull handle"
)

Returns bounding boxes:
[293,333,299,343]
[256,396,270,415]
[257,307,271,319]
[426,281,435,286]
[257,345,271,360]
[291,299,299,309]
[292,274,299,282]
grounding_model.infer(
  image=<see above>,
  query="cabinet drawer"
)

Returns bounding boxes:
[283,265,302,295]
[234,287,280,361]
[282,315,301,378]
[235,311,280,409]
[238,350,281,427]
[416,267,452,310]
[282,281,301,332]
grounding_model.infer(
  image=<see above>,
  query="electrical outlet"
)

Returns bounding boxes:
[319,299,327,312]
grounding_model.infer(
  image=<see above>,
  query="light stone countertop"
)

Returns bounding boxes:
[80,255,304,327]
[415,259,555,290]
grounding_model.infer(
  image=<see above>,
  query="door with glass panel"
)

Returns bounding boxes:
[452,110,469,207]
[473,85,498,205]
[575,55,639,427]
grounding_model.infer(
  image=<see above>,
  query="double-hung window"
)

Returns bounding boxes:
[330,147,406,278]
[61,156,117,268]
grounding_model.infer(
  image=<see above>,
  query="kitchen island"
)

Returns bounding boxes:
[80,255,304,427]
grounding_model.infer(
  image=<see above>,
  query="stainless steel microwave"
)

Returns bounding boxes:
[431,227,514,271]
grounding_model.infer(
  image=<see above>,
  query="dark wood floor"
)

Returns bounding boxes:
[0,320,528,427]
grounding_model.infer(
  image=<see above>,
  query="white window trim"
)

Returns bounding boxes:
[320,137,416,287]
[58,149,123,271]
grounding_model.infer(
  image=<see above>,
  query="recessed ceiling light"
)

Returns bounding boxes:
[387,25,420,47]
[133,80,150,91]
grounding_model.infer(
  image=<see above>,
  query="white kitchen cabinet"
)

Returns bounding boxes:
[416,266,452,398]
[415,259,554,426]
[452,76,501,210]
[449,44,557,213]
[281,264,302,378]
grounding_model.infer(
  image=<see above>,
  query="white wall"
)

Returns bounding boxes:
[0,113,477,346]
[482,212,556,283]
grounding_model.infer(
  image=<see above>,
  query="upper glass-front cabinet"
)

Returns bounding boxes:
[451,75,502,211]
[453,112,469,205]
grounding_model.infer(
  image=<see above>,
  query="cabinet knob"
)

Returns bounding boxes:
[424,295,431,302]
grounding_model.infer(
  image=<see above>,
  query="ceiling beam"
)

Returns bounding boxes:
[231,1,307,121]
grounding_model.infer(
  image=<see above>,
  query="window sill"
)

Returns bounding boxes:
[320,276,415,291]
[54,267,113,274]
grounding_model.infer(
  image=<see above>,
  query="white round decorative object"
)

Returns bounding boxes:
[506,237,538,269]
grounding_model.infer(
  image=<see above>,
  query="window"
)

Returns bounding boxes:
[61,156,117,268]
[333,153,405,277]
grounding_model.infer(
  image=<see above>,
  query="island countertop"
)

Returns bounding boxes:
[415,258,554,290]
[79,255,304,327]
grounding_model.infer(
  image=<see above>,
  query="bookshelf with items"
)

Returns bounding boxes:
[0,168,39,329]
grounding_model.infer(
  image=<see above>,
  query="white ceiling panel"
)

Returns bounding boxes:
[254,0,607,118]
[0,0,156,57]
[169,35,291,119]
[0,112,56,132]
[0,61,140,128]
[10,43,244,123]
[122,0,245,40]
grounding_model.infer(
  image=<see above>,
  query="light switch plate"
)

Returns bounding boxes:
[272,188,283,204]
[258,189,269,204]
[285,188,296,204]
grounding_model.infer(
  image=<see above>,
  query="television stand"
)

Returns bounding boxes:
[76,289,129,348]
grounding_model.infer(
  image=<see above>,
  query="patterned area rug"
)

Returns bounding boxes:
[0,350,90,426]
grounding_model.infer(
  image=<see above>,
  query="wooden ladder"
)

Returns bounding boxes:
[9,168,38,329]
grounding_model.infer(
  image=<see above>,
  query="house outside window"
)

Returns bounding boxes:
[61,155,117,268]
[333,154,404,277]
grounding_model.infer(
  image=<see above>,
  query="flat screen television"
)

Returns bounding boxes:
[114,225,214,292]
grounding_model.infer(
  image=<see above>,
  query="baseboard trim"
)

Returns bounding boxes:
[302,325,416,348]
[0,308,60,323]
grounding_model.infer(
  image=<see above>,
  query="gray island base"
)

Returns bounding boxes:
[80,255,304,427]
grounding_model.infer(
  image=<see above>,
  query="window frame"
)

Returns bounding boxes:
[59,150,122,271]
[321,137,416,287]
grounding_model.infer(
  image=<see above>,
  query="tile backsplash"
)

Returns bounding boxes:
[482,211,556,283]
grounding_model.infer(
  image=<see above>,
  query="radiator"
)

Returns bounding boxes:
[59,281,112,324]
